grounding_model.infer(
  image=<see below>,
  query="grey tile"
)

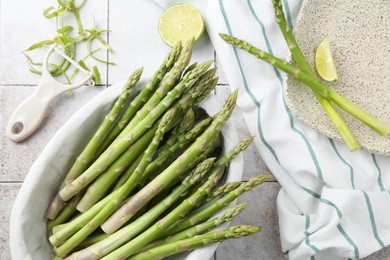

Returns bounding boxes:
[215,54,229,85]
[107,0,215,85]
[363,247,390,259]
[0,183,21,260]
[0,85,104,181]
[215,182,283,260]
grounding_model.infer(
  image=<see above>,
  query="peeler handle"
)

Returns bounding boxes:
[5,87,53,142]
[5,44,93,142]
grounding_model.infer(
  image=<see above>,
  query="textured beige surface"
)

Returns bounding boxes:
[285,0,390,155]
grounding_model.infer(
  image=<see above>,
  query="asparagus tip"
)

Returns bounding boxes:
[225,202,248,219]
[200,60,214,70]
[219,33,229,41]
[239,135,255,151]
[211,182,241,198]
[245,175,271,190]
[172,40,183,50]
[183,37,195,50]
[183,157,216,185]
[229,225,262,238]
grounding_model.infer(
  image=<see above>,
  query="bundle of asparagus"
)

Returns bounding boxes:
[45,39,269,259]
[220,0,390,152]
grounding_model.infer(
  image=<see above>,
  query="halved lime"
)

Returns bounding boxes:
[158,4,204,47]
[315,38,338,82]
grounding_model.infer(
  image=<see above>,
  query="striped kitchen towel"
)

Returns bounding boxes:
[156,0,390,259]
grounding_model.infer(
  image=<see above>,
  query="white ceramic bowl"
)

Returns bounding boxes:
[9,79,243,260]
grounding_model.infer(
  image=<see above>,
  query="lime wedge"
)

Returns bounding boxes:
[315,38,338,82]
[158,4,204,47]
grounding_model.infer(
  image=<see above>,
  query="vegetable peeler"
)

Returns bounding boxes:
[5,44,94,142]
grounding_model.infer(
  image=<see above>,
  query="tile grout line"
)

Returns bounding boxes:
[0,0,2,46]
[241,179,277,183]
[0,84,36,87]
[106,0,110,87]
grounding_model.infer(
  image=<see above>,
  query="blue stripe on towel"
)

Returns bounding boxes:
[282,0,294,28]
[305,215,320,253]
[329,139,355,189]
[337,224,360,259]
[371,154,385,191]
[303,187,360,258]
[362,191,385,249]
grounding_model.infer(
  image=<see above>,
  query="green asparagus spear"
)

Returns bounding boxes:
[205,181,242,202]
[162,108,195,149]
[111,152,143,191]
[182,62,198,76]
[176,109,196,136]
[49,193,131,247]
[47,194,82,230]
[100,90,237,235]
[175,68,217,114]
[219,33,390,137]
[217,136,254,167]
[74,232,108,251]
[127,225,261,260]
[194,77,219,106]
[45,67,143,219]
[272,0,360,151]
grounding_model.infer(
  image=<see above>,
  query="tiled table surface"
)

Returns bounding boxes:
[0,1,388,259]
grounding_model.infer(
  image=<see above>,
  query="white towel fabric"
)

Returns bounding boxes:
[155,0,390,259]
